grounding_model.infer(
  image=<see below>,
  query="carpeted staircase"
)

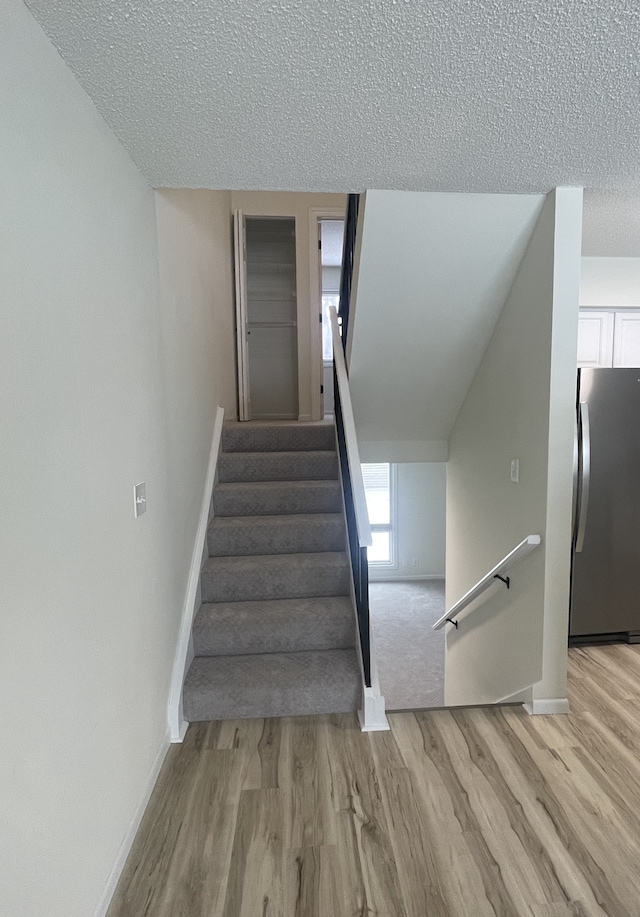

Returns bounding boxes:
[182,421,362,721]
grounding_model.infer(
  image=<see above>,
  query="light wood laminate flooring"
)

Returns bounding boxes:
[107,644,640,916]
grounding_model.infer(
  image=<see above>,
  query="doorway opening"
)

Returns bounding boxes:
[318,218,345,417]
[234,214,298,420]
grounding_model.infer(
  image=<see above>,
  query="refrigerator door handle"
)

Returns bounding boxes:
[575,401,591,553]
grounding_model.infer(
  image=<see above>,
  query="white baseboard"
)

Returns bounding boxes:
[167,406,225,742]
[524,697,570,715]
[370,574,445,583]
[297,412,312,422]
[94,730,170,917]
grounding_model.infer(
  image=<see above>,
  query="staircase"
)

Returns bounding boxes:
[182,421,362,721]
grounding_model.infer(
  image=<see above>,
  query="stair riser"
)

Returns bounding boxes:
[201,566,350,603]
[218,452,338,483]
[213,484,343,517]
[222,425,336,454]
[184,692,359,721]
[207,519,345,557]
[183,649,361,721]
[193,620,355,656]
[193,600,355,656]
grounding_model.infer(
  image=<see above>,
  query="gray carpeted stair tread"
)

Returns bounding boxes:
[222,422,335,454]
[183,648,361,721]
[207,513,345,556]
[218,450,338,483]
[193,596,356,656]
[201,551,350,603]
[213,479,343,517]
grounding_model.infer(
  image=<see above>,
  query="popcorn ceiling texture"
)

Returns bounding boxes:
[23,0,640,250]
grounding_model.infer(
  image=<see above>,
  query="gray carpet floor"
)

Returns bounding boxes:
[369,579,445,710]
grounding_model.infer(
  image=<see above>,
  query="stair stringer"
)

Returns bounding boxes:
[167,405,224,742]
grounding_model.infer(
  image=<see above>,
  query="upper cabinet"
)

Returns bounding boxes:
[578,310,640,367]
[577,311,614,367]
[612,312,640,367]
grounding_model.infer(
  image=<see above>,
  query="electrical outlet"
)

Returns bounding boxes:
[134,482,146,517]
[510,459,520,483]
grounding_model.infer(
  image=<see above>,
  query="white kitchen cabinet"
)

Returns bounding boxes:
[578,309,640,368]
[577,311,614,367]
[612,312,640,367]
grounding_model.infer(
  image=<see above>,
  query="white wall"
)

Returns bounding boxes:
[580,257,640,306]
[0,5,233,915]
[370,463,446,580]
[348,190,545,461]
[231,191,346,420]
[154,188,235,596]
[445,188,582,707]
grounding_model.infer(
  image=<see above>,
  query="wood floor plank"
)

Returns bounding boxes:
[282,716,336,848]
[216,718,263,789]
[372,760,450,916]
[284,845,351,917]
[368,725,408,770]
[390,712,519,916]
[257,718,284,789]
[286,847,321,917]
[448,708,574,909]
[412,711,525,916]
[221,788,285,917]
[152,750,239,917]
[327,713,409,916]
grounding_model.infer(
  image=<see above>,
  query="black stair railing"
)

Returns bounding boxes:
[334,375,371,687]
[337,193,360,353]
[332,192,371,688]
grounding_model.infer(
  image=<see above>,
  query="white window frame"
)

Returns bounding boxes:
[362,463,398,569]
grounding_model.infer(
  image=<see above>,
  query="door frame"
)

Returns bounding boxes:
[233,208,251,420]
[309,207,347,421]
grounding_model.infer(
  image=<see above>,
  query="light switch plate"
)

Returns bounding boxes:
[134,482,146,517]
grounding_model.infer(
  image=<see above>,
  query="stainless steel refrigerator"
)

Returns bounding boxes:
[571,368,640,643]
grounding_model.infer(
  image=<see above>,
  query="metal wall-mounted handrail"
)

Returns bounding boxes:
[433,535,541,630]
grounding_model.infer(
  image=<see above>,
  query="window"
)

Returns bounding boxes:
[361,463,395,565]
[322,292,339,362]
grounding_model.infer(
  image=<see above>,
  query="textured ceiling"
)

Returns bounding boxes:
[24,0,640,253]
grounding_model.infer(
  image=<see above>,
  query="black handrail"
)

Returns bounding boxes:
[338,193,360,353]
[333,192,371,687]
[334,365,371,687]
